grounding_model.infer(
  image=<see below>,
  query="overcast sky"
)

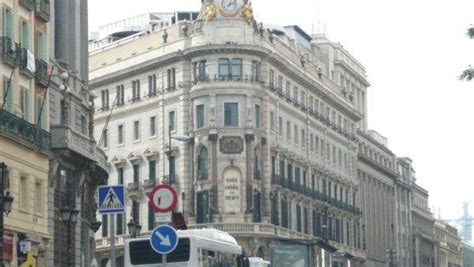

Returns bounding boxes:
[89,0,474,222]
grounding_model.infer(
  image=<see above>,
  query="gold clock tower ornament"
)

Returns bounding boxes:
[203,1,218,22]
[241,1,254,24]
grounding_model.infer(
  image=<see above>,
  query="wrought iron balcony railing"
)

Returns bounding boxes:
[18,48,34,78]
[143,179,156,189]
[1,37,18,67]
[35,59,49,86]
[0,110,51,153]
[35,0,50,22]
[19,0,35,10]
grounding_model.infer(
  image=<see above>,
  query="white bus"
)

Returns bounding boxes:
[124,228,250,267]
[248,257,270,267]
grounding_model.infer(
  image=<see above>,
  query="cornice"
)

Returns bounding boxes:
[358,153,398,179]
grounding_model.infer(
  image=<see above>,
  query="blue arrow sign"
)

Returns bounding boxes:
[97,185,125,214]
[150,225,178,255]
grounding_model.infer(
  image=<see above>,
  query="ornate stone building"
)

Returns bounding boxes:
[89,1,380,266]
[47,0,109,266]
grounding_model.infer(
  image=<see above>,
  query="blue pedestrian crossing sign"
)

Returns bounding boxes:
[97,185,125,214]
[150,225,178,255]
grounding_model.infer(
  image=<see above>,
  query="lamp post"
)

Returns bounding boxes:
[0,163,14,262]
[127,219,142,238]
[60,206,79,267]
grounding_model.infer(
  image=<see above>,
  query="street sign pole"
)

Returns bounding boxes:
[110,214,116,267]
[163,254,167,267]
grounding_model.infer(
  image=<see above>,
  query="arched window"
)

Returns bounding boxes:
[100,258,109,267]
[256,246,266,258]
[197,147,209,180]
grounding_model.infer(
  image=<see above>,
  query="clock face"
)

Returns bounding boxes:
[221,0,238,14]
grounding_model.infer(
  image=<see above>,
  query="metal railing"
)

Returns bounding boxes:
[35,59,49,86]
[0,110,51,152]
[1,37,18,66]
[34,0,50,21]
[19,0,35,10]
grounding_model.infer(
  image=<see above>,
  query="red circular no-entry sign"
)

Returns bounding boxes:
[149,184,178,213]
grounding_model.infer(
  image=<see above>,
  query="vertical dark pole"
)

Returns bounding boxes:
[168,125,172,185]
[67,217,71,267]
[0,163,5,263]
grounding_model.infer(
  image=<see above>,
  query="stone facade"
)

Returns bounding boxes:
[90,1,368,266]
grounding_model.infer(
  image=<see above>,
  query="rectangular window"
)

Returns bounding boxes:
[198,60,207,81]
[133,164,140,183]
[103,129,108,148]
[132,80,141,101]
[270,111,275,131]
[117,213,124,235]
[269,69,275,88]
[118,167,124,184]
[36,95,46,129]
[148,75,156,96]
[196,104,205,129]
[148,204,155,230]
[3,77,14,113]
[251,61,259,81]
[20,21,30,49]
[150,116,156,137]
[133,121,140,141]
[169,111,176,131]
[218,58,230,80]
[35,181,42,214]
[167,68,176,89]
[116,85,124,106]
[36,31,47,61]
[231,58,242,80]
[302,129,305,148]
[149,160,156,181]
[278,117,283,137]
[224,103,238,127]
[255,105,261,128]
[102,214,108,237]
[310,134,314,151]
[118,125,124,145]
[286,121,291,141]
[21,87,31,122]
[20,176,28,210]
[3,8,13,39]
[294,125,298,144]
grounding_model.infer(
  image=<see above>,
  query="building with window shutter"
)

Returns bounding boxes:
[0,0,53,265]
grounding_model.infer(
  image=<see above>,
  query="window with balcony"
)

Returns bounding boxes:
[278,76,283,90]
[132,200,140,225]
[251,60,260,81]
[285,81,290,96]
[301,129,305,149]
[281,199,288,228]
[35,0,50,21]
[196,104,205,129]
[270,111,275,131]
[148,75,156,96]
[148,204,154,231]
[253,190,261,222]
[296,205,302,232]
[197,147,208,180]
[133,121,140,141]
[118,124,124,145]
[254,104,261,128]
[224,102,238,127]
[101,89,109,110]
[132,80,140,101]
[150,116,156,137]
[254,148,261,181]
[167,68,176,89]
[116,85,124,106]
[218,58,242,81]
[196,60,207,82]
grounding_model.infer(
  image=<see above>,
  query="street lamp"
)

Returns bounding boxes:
[61,206,79,267]
[127,219,142,238]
